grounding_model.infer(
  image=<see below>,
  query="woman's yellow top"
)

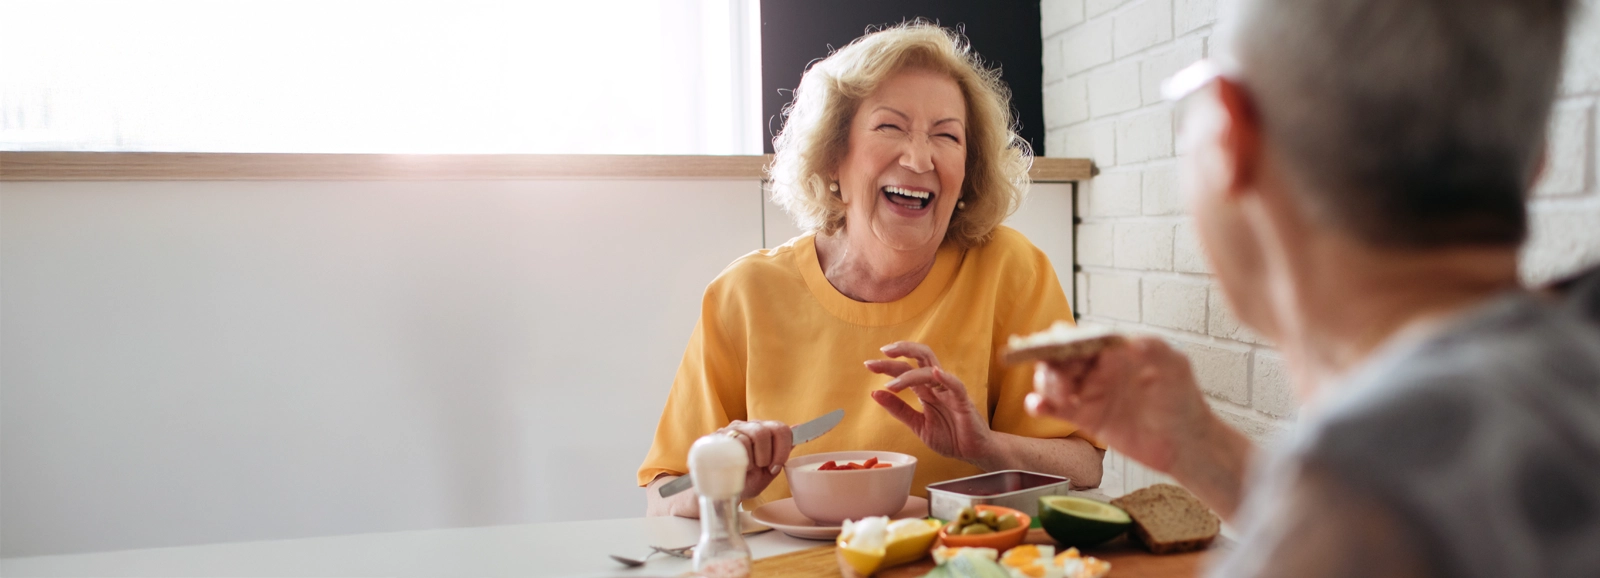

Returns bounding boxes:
[637,226,1095,508]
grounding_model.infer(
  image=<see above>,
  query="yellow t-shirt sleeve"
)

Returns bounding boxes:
[636,288,747,487]
[986,235,1106,449]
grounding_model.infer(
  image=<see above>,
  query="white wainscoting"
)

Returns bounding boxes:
[0,179,1074,557]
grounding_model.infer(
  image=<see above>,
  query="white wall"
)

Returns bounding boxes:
[1523,0,1600,284]
[0,178,1075,557]
[0,179,759,557]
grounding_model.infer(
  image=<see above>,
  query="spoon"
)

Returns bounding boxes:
[609,544,694,567]
[610,514,768,566]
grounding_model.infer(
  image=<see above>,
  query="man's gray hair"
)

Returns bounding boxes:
[1216,0,1576,248]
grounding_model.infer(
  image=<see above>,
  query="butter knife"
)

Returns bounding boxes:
[657,409,845,498]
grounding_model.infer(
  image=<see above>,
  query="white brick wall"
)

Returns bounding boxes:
[1086,272,1141,321]
[1041,0,1600,497]
[1045,76,1090,127]
[1141,37,1205,105]
[1563,0,1600,95]
[1210,402,1289,446]
[1085,171,1141,216]
[1251,351,1295,418]
[1086,0,1126,18]
[1042,0,1236,497]
[1113,0,1174,59]
[1173,0,1216,36]
[1060,25,1113,76]
[1182,340,1250,405]
[1077,223,1115,267]
[1523,0,1600,283]
[1114,223,1174,270]
[1114,108,1172,163]
[1089,60,1143,117]
[1042,0,1087,36]
[1206,285,1266,344]
[1172,222,1209,273]
[1142,278,1207,331]
[1055,121,1117,168]
[1141,165,1182,215]
[1535,103,1590,197]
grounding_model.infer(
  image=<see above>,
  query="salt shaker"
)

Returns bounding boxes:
[687,433,751,577]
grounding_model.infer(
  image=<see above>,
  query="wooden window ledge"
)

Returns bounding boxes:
[0,152,1092,182]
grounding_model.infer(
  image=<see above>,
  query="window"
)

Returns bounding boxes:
[0,0,763,154]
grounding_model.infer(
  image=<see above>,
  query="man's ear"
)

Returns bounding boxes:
[1213,78,1262,199]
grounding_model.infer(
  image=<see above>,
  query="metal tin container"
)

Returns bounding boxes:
[926,470,1070,521]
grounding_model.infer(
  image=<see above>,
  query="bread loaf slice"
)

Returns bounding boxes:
[1001,321,1125,366]
[1109,483,1220,554]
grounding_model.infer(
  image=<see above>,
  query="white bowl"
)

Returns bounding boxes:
[784,451,917,525]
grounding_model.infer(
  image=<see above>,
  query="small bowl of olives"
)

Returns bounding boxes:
[935,504,1030,551]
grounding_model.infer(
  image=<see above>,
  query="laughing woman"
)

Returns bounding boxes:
[640,22,1104,517]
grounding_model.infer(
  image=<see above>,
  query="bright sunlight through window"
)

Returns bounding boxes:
[0,0,763,154]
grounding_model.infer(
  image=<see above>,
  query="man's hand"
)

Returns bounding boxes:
[1026,336,1254,518]
[1025,337,1209,473]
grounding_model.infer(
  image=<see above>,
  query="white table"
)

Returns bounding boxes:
[0,515,823,577]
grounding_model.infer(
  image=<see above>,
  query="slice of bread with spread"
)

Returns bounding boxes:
[1001,321,1126,366]
[1109,483,1221,554]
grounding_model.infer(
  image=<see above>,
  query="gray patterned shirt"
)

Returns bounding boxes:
[1214,269,1600,577]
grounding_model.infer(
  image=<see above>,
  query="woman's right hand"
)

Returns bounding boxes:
[645,420,794,518]
[715,419,795,501]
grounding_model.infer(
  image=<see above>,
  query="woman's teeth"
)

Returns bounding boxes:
[883,186,932,209]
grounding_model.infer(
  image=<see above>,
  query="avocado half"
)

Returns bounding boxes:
[1038,495,1133,547]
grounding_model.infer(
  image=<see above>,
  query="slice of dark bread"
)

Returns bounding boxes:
[1110,483,1221,554]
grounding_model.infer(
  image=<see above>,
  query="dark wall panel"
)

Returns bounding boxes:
[760,0,1044,155]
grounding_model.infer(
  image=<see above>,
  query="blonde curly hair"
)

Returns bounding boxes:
[767,21,1033,249]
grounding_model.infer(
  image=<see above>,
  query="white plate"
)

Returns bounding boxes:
[749,496,929,541]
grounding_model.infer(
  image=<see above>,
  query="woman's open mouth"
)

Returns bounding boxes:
[882,185,933,211]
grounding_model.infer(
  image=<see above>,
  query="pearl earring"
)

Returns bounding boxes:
[957,200,967,210]
[828,182,839,192]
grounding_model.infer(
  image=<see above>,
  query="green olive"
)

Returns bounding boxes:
[977,511,999,528]
[955,508,978,526]
[960,523,995,535]
[996,514,1020,531]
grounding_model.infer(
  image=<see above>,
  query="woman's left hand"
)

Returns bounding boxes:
[865,341,995,462]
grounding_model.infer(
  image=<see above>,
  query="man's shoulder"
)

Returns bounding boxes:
[1286,294,1600,576]
[1309,294,1600,458]
[1294,292,1600,513]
